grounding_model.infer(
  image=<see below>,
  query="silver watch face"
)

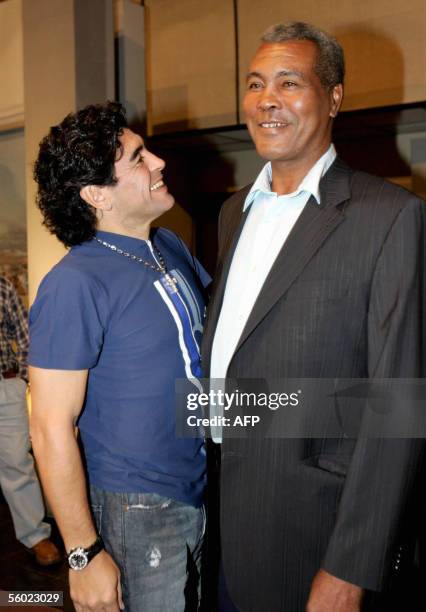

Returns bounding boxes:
[68,547,89,570]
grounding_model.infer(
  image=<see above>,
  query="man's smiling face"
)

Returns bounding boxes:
[243,40,342,172]
[103,128,174,229]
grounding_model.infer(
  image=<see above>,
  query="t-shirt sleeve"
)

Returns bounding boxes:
[29,265,107,370]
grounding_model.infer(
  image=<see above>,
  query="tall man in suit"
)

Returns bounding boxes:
[201,22,425,612]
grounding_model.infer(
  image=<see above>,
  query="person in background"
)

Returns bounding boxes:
[29,101,209,611]
[0,274,61,566]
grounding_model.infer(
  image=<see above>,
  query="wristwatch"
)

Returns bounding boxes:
[67,535,104,570]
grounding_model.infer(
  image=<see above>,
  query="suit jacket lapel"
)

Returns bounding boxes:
[233,157,352,355]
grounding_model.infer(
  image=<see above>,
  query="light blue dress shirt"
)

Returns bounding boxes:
[210,144,336,441]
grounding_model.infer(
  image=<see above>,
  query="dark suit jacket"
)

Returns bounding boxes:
[201,158,425,611]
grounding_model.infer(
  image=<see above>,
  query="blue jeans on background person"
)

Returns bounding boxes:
[90,484,205,611]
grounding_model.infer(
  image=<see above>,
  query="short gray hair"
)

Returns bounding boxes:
[261,22,345,90]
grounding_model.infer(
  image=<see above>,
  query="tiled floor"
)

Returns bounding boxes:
[0,494,74,611]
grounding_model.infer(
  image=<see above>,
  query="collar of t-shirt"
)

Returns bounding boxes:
[243,143,337,211]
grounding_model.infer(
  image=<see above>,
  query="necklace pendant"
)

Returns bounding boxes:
[95,238,178,294]
[164,273,178,293]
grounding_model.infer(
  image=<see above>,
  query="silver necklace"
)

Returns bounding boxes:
[94,236,178,293]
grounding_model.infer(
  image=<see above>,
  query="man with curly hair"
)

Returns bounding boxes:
[29,102,209,611]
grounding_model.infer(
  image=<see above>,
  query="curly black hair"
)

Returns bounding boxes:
[34,101,127,247]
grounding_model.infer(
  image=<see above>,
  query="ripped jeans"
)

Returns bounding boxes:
[89,485,205,612]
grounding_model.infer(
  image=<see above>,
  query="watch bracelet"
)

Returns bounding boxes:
[67,535,104,569]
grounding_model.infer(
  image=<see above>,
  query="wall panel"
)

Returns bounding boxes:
[145,0,237,134]
[238,0,426,113]
[0,0,24,129]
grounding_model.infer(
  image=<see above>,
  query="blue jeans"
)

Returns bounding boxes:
[90,485,205,611]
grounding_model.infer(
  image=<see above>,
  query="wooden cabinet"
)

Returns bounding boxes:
[0,0,24,130]
[145,0,237,135]
[237,0,426,113]
[145,0,426,132]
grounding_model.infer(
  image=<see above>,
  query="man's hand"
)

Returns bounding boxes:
[306,569,363,612]
[70,550,124,611]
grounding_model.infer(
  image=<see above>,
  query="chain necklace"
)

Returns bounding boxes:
[94,237,178,293]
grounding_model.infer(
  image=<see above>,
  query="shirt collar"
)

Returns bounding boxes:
[243,144,337,211]
[94,230,151,253]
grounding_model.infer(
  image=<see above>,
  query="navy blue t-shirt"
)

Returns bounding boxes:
[29,228,210,507]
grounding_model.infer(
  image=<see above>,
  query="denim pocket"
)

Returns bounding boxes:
[125,492,173,511]
[91,505,102,534]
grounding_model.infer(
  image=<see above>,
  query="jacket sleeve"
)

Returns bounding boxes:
[321,196,425,590]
